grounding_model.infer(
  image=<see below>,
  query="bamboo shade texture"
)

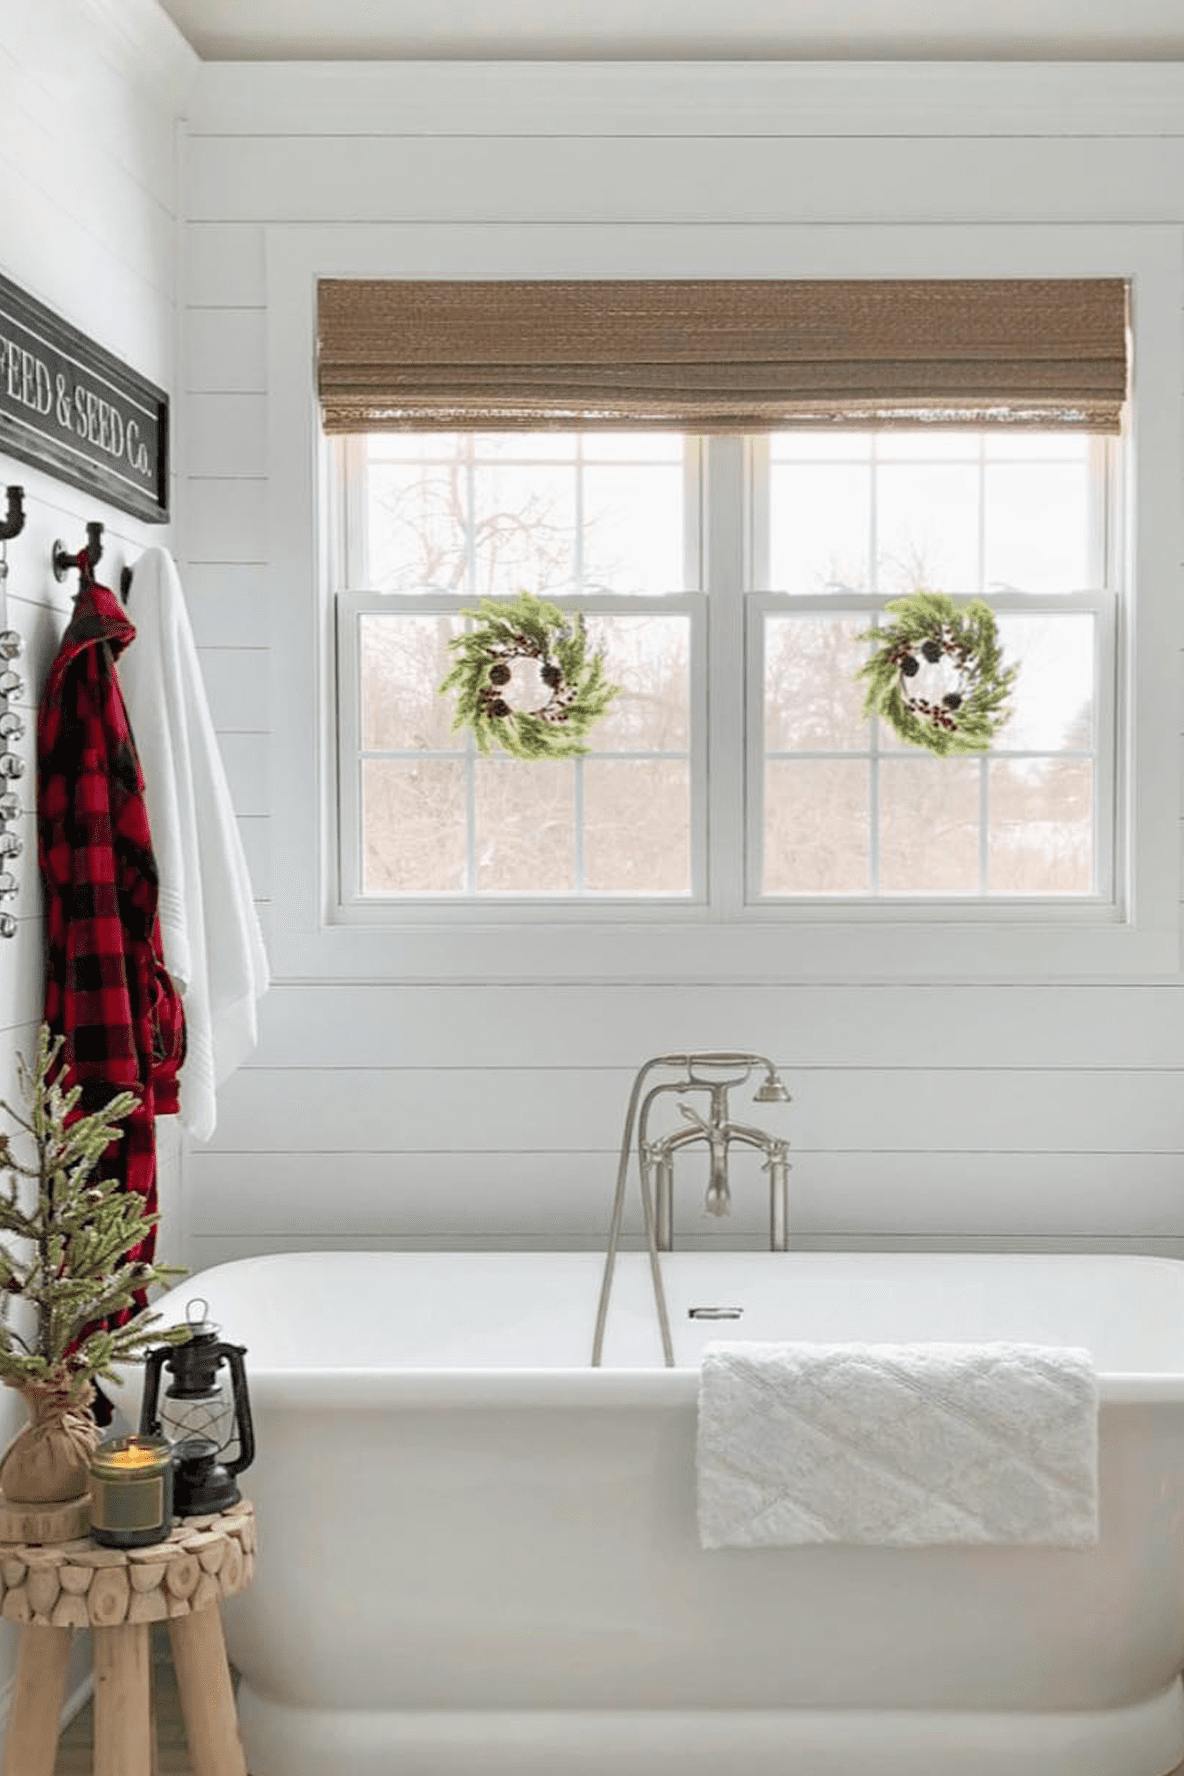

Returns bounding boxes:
[317,278,1128,434]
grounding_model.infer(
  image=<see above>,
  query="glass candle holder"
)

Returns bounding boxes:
[88,1434,174,1549]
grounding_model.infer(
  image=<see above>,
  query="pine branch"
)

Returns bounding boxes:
[0,1026,188,1401]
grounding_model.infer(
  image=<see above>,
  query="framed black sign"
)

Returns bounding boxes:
[0,271,168,524]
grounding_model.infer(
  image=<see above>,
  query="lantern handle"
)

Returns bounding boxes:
[223,1343,255,1482]
[185,1295,219,1336]
[138,1344,171,1439]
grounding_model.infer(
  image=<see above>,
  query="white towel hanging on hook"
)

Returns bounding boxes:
[119,546,270,1142]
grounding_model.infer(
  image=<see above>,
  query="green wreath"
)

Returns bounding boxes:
[439,590,619,760]
[857,590,1018,757]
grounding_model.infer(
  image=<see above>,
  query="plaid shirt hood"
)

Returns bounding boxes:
[38,573,185,1285]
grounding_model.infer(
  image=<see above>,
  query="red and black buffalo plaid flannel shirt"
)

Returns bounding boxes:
[37,570,185,1295]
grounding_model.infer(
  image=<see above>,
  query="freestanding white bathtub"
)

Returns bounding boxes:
[132,1251,1184,1776]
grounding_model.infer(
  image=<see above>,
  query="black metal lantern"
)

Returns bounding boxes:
[139,1298,256,1517]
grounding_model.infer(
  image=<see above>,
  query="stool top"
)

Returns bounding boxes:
[0,1499,255,1632]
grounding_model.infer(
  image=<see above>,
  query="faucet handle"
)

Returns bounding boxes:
[678,1103,712,1135]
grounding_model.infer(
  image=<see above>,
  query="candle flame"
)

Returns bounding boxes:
[94,1440,164,1472]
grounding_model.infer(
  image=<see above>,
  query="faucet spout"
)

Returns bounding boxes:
[705,1143,731,1218]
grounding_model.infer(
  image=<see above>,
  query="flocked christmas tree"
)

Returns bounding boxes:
[0,1024,186,1505]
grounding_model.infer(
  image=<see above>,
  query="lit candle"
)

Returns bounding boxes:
[104,1444,159,1470]
[89,1435,173,1549]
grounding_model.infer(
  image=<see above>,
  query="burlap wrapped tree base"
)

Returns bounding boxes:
[0,1500,255,1776]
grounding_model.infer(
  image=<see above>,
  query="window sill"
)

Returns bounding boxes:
[267,907,1179,983]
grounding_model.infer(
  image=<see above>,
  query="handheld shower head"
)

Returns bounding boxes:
[753,1070,791,1105]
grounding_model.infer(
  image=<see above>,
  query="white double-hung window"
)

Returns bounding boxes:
[750,429,1115,901]
[334,424,1115,911]
[336,430,704,901]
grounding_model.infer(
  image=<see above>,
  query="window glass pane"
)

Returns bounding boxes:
[364,433,689,597]
[366,460,469,592]
[360,613,460,751]
[987,759,1093,893]
[875,464,980,595]
[582,433,683,462]
[766,428,1100,600]
[469,433,578,460]
[879,759,980,893]
[771,433,872,461]
[583,760,690,893]
[765,615,869,752]
[361,759,466,893]
[368,434,461,461]
[585,614,690,752]
[984,464,1090,592]
[474,761,576,892]
[985,434,1089,461]
[768,464,871,592]
[763,759,870,894]
[470,463,578,595]
[874,434,980,461]
[582,465,686,593]
[994,614,1094,751]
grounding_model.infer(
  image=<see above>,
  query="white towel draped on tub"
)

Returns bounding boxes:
[119,547,270,1143]
[697,1341,1098,1551]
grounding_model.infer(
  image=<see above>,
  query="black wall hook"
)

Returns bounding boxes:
[52,521,104,585]
[120,565,134,603]
[0,488,25,544]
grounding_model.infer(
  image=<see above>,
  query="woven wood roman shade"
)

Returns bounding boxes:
[317,278,1128,435]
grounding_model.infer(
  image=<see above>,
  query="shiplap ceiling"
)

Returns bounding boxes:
[159,0,1184,62]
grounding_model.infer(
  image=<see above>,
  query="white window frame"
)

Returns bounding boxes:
[264,222,1182,981]
[335,435,1116,921]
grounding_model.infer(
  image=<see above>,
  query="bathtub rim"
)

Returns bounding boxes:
[189,1366,1184,1408]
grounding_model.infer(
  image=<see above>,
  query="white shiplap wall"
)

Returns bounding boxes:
[0,0,194,1713]
[180,63,1184,1270]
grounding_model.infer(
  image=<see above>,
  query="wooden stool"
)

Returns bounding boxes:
[0,1499,256,1776]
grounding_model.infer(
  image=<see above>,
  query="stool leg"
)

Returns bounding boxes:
[149,1652,161,1776]
[94,1621,153,1776]
[168,1605,247,1776]
[1,1624,70,1776]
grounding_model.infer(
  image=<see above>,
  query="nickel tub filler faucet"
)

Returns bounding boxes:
[592,1053,793,1366]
